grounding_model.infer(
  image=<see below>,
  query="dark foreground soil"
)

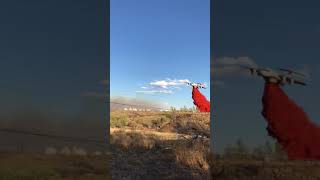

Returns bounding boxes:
[0,153,110,180]
[210,159,320,180]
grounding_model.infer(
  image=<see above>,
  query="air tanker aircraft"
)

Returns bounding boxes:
[186,82,207,89]
[241,65,307,86]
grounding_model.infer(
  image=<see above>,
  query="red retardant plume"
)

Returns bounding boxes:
[192,87,210,112]
[262,83,320,160]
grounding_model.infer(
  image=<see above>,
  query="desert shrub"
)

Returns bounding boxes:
[165,113,172,118]
[151,116,171,128]
[110,131,158,150]
[174,141,209,171]
[133,115,170,129]
[135,116,154,128]
[164,112,173,120]
[190,113,210,123]
[127,121,143,129]
[176,118,188,128]
[110,112,129,128]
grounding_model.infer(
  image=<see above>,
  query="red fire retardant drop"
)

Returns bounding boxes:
[192,87,210,112]
[262,83,320,160]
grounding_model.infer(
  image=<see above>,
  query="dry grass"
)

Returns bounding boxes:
[110,111,210,179]
[174,141,210,172]
[111,111,209,134]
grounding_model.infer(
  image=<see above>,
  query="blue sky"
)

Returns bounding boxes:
[110,0,210,109]
[213,0,320,152]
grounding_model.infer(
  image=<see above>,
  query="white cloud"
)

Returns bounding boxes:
[216,56,257,67]
[213,56,257,76]
[149,79,191,89]
[150,80,170,89]
[137,78,192,94]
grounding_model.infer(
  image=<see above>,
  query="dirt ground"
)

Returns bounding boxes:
[110,111,210,179]
[210,158,320,180]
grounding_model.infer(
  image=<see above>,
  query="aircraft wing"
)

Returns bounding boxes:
[293,79,307,86]
[279,68,306,77]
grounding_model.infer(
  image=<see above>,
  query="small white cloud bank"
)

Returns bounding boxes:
[136,78,191,94]
[213,56,258,76]
[149,79,191,89]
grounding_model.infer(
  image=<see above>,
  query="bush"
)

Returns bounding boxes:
[110,112,129,128]
[151,116,171,127]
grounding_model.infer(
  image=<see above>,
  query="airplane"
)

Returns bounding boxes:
[240,65,307,86]
[186,82,207,89]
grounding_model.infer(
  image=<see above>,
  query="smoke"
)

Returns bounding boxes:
[110,96,169,110]
[71,146,87,156]
[60,146,72,155]
[0,96,107,153]
[136,89,173,94]
[81,92,108,98]
[45,147,57,155]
